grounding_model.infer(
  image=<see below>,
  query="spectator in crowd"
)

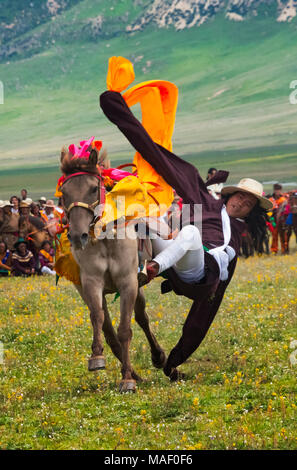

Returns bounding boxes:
[30,202,41,218]
[0,240,12,276]
[21,189,28,201]
[269,183,287,254]
[39,240,55,275]
[0,201,19,250]
[206,167,217,181]
[10,196,20,214]
[19,200,31,217]
[11,238,35,276]
[38,197,47,209]
[40,200,59,222]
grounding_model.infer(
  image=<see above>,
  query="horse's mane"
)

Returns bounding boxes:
[60,147,109,176]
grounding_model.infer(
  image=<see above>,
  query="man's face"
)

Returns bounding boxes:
[11,197,18,206]
[18,243,27,255]
[226,191,257,218]
[274,189,282,198]
[208,170,216,179]
[20,207,30,216]
[43,243,51,253]
[21,190,27,199]
[45,206,54,215]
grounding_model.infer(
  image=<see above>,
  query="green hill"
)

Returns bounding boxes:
[0,1,297,198]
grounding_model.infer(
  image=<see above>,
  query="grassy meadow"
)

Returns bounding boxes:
[0,244,296,450]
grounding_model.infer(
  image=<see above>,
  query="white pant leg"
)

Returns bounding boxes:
[152,225,205,283]
[41,266,56,275]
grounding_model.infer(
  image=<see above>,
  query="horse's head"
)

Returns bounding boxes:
[60,147,103,250]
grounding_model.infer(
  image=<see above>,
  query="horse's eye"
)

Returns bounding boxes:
[92,187,97,194]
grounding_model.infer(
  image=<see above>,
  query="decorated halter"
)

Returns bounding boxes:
[56,137,106,221]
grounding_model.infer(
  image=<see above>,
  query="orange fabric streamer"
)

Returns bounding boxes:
[54,231,81,285]
[106,56,177,214]
[124,80,177,211]
[106,56,135,93]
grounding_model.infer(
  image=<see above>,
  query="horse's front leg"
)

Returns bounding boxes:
[80,276,106,371]
[101,297,143,383]
[118,278,138,393]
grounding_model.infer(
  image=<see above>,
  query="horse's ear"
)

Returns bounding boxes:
[89,148,98,166]
[60,146,67,163]
[99,148,110,169]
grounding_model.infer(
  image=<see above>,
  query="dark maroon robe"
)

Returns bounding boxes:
[100,90,246,376]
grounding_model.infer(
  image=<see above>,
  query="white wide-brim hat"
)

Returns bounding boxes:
[221,178,273,211]
[2,200,13,208]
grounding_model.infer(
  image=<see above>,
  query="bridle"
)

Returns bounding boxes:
[61,171,105,223]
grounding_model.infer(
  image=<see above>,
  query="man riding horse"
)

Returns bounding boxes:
[99,57,273,381]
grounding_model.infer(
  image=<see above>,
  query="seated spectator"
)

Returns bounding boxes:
[11,238,35,277]
[39,240,55,275]
[10,196,20,214]
[0,241,12,276]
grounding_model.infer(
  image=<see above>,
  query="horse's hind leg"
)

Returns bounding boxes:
[118,282,138,393]
[134,287,166,369]
[102,297,143,382]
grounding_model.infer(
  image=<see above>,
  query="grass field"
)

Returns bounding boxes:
[0,244,296,450]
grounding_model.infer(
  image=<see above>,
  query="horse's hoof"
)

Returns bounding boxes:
[88,355,106,371]
[169,368,186,382]
[119,379,136,393]
[152,350,167,369]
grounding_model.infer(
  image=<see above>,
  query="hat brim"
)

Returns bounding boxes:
[14,240,28,249]
[221,186,273,211]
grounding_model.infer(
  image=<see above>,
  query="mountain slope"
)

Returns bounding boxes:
[1,1,297,61]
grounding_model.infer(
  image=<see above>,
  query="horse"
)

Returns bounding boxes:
[59,146,166,392]
[19,215,51,252]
